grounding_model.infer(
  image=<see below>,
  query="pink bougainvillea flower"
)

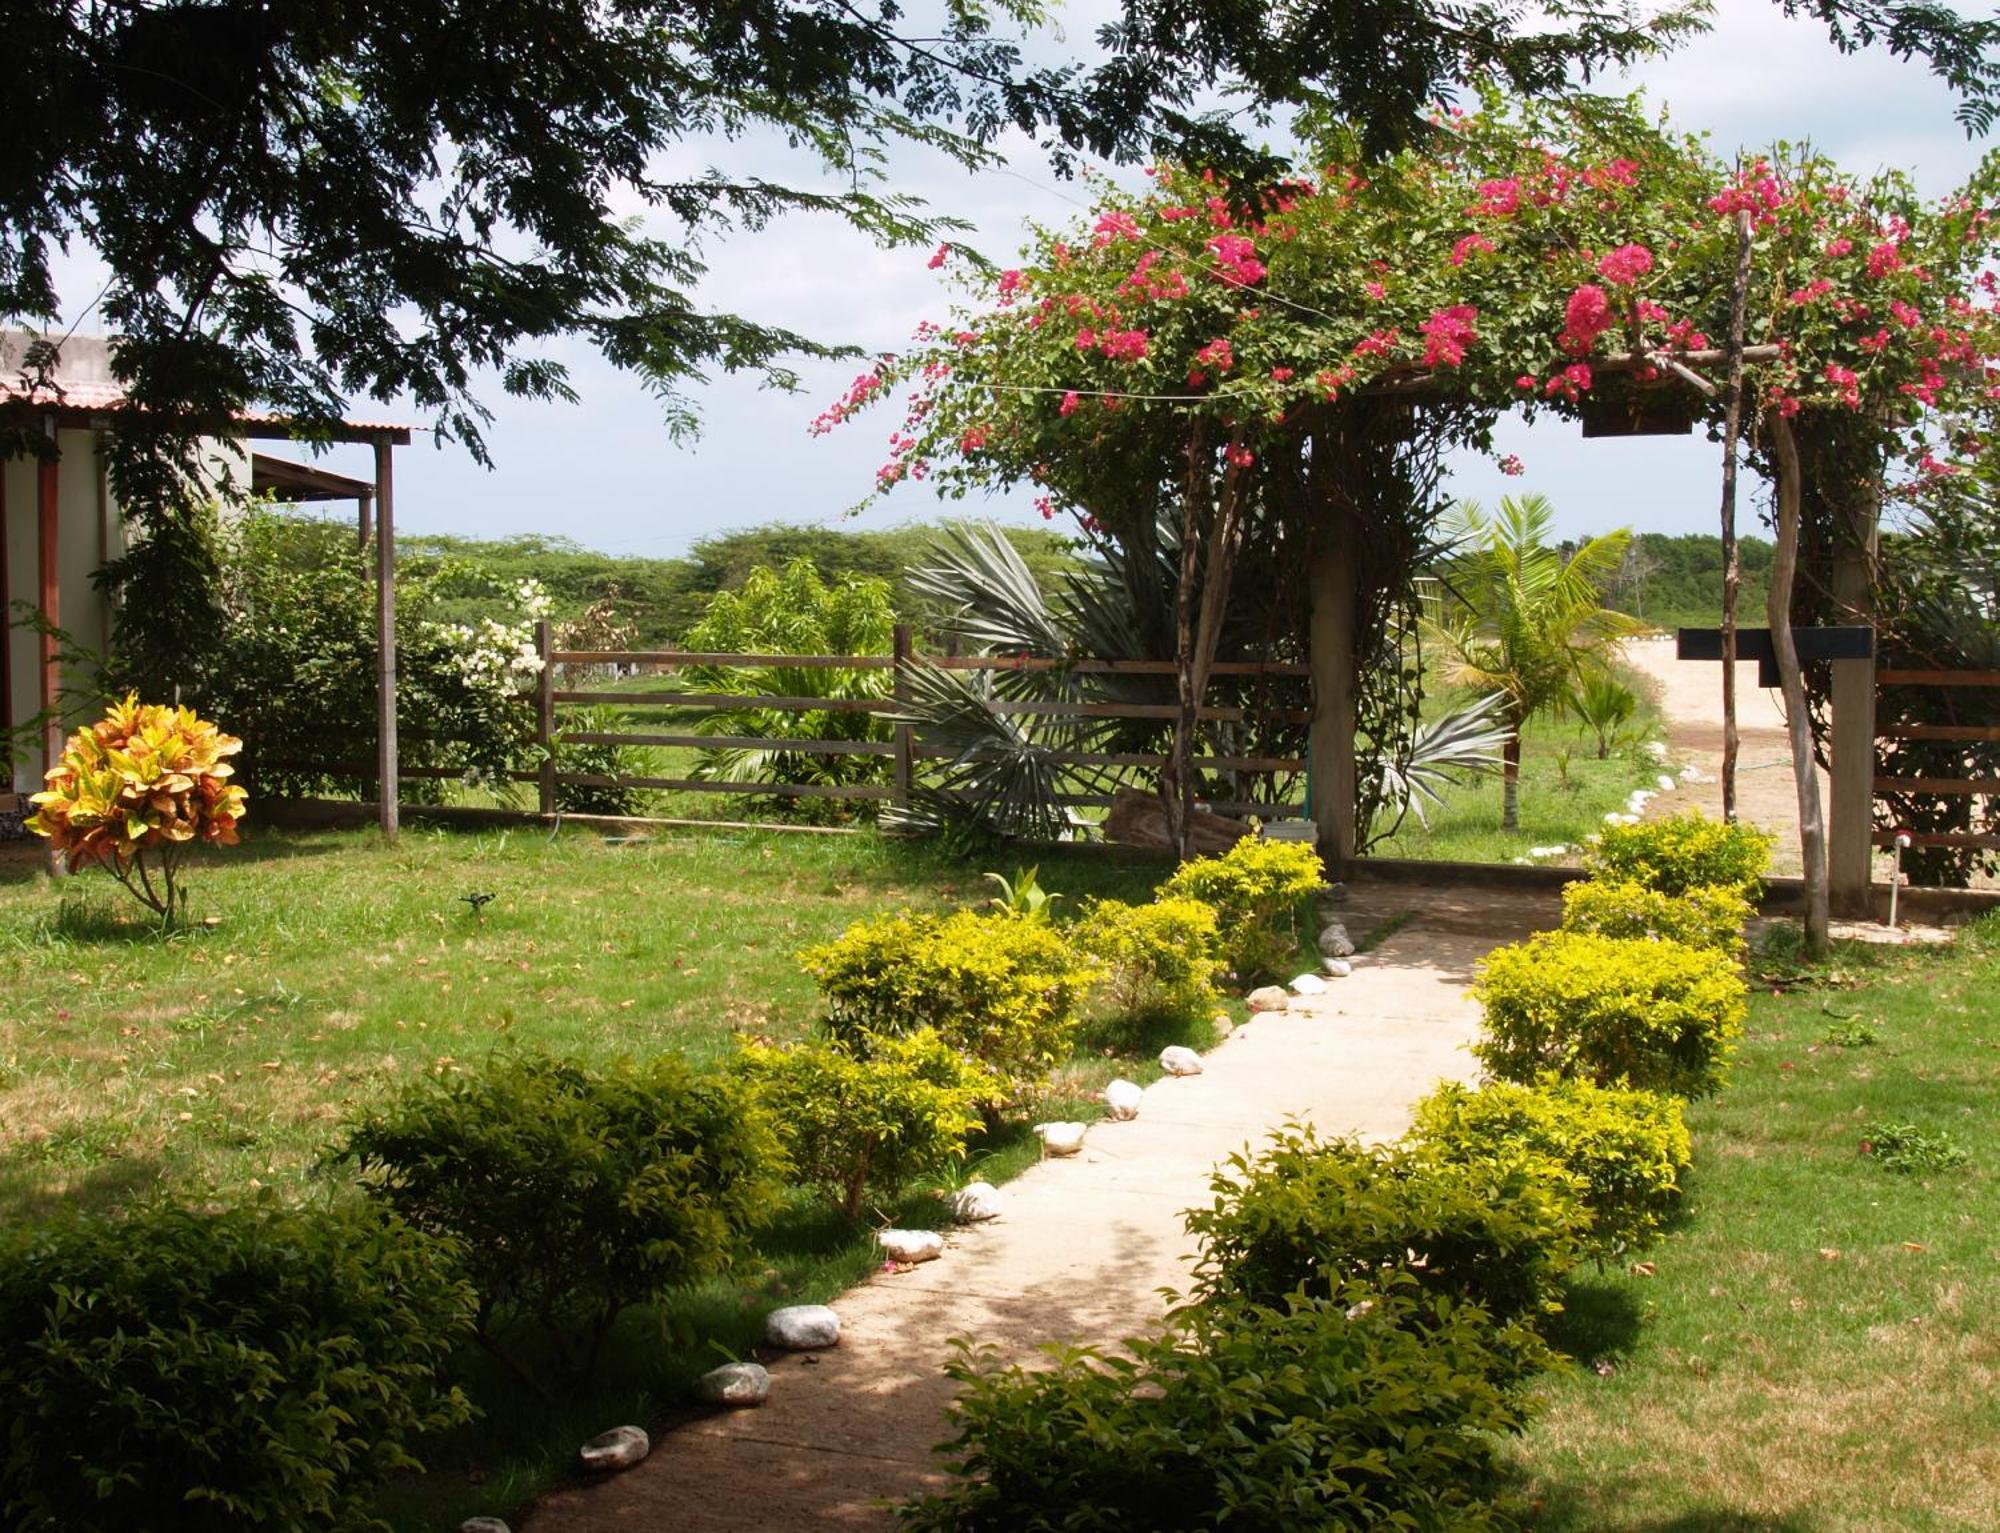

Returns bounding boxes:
[996,269,1024,301]
[1195,336,1235,371]
[1098,328,1150,362]
[1034,495,1057,520]
[1073,327,1097,352]
[1825,237,1854,258]
[1158,205,1195,222]
[1597,244,1654,286]
[1419,304,1479,368]
[1582,159,1640,189]
[1450,233,1495,266]
[1093,210,1139,246]
[1562,285,1615,353]
[1498,453,1525,476]
[1824,363,1861,408]
[1515,374,1536,389]
[1058,390,1081,417]
[1362,279,1387,301]
[1205,233,1267,286]
[1352,328,1399,358]
[1270,366,1295,382]
[1470,178,1521,216]
[959,425,990,452]
[1867,240,1904,278]
[1225,442,1256,469]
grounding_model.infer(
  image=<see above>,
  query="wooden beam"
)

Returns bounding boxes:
[1877,668,2000,687]
[373,437,398,839]
[1877,723,2000,742]
[1872,776,2000,796]
[1827,490,1880,919]
[0,456,10,788]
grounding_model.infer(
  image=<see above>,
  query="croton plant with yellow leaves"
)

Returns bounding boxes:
[27,695,248,922]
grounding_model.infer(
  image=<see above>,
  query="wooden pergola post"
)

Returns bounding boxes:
[38,417,61,778]
[373,436,398,839]
[1308,514,1358,866]
[1827,489,1880,918]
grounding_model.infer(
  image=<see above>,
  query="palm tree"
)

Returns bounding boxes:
[1426,495,1639,829]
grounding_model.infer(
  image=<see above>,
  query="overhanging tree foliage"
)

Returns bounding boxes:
[5,0,1998,519]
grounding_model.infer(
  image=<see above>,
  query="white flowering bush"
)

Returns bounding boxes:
[199,507,544,801]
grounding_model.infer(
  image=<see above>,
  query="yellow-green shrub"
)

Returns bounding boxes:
[739,1030,989,1219]
[1160,837,1324,980]
[1583,811,1773,897]
[1073,896,1223,1035]
[1560,878,1752,953]
[800,909,1097,1092]
[1472,931,1747,1098]
[1408,1077,1692,1258]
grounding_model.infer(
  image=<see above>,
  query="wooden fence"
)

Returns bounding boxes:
[527,622,1310,822]
[1871,667,2000,850]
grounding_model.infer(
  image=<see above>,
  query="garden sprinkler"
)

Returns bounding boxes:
[1888,830,1912,928]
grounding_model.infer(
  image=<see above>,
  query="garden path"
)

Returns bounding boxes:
[522,886,1555,1532]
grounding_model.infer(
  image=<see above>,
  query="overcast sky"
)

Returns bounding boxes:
[225,2,2000,554]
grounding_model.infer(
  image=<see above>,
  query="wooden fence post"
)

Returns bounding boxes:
[892,623,914,812]
[536,619,556,817]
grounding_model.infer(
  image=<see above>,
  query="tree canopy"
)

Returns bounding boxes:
[5,0,1998,515]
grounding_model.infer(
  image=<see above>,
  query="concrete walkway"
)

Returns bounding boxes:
[524,888,1553,1533]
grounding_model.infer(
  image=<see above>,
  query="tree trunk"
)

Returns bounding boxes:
[1166,425,1208,861]
[1502,730,1522,830]
[1768,413,1832,958]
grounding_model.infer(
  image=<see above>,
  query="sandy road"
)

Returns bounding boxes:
[1620,636,1816,877]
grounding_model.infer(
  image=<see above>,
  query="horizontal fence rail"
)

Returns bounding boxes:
[1871,666,1998,848]
[318,622,1313,829]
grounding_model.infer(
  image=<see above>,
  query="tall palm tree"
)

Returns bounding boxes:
[1426,495,1639,829]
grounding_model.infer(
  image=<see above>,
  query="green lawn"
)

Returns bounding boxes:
[1508,919,2000,1532]
[0,824,1234,1527]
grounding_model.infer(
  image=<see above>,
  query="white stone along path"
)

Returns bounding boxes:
[523,886,1554,1533]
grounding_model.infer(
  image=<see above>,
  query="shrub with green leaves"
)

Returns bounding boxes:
[1472,930,1748,1098]
[801,908,1098,1092]
[740,1029,990,1219]
[1159,837,1324,980]
[1184,1127,1584,1334]
[1072,896,1223,1036]
[0,1198,474,1533]
[1583,811,1773,897]
[1408,1076,1692,1258]
[901,1277,1545,1533]
[1560,877,1752,953]
[332,1051,783,1381]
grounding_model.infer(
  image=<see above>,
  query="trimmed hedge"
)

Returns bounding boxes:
[1160,837,1324,980]
[1073,896,1223,1036]
[0,1199,474,1533]
[1472,930,1747,1098]
[900,1279,1545,1533]
[1408,1076,1693,1258]
[1583,811,1773,897]
[1560,877,1752,953]
[802,909,1098,1092]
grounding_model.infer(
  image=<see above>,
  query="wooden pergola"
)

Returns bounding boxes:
[1,354,412,840]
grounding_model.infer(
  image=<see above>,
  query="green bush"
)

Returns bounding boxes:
[1408,1076,1693,1258]
[1471,930,1748,1098]
[332,1051,783,1380]
[801,909,1099,1092]
[900,1278,1544,1533]
[740,1029,990,1219]
[1184,1127,1584,1333]
[1159,837,1325,980]
[1072,896,1223,1036]
[1583,811,1773,897]
[0,1198,473,1533]
[1560,877,1752,952]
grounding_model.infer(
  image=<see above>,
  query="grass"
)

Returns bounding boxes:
[0,822,1261,1527]
[1369,700,1672,866]
[1506,917,2000,1532]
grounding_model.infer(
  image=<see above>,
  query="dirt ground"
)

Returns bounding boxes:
[1621,636,1817,878]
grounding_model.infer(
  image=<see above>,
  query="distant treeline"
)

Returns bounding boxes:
[1597,532,1774,633]
[393,520,1768,651]
[399,520,1076,649]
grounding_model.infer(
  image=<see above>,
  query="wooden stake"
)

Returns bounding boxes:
[1166,423,1207,860]
[373,437,399,840]
[1769,413,1831,958]
[1718,208,1754,822]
